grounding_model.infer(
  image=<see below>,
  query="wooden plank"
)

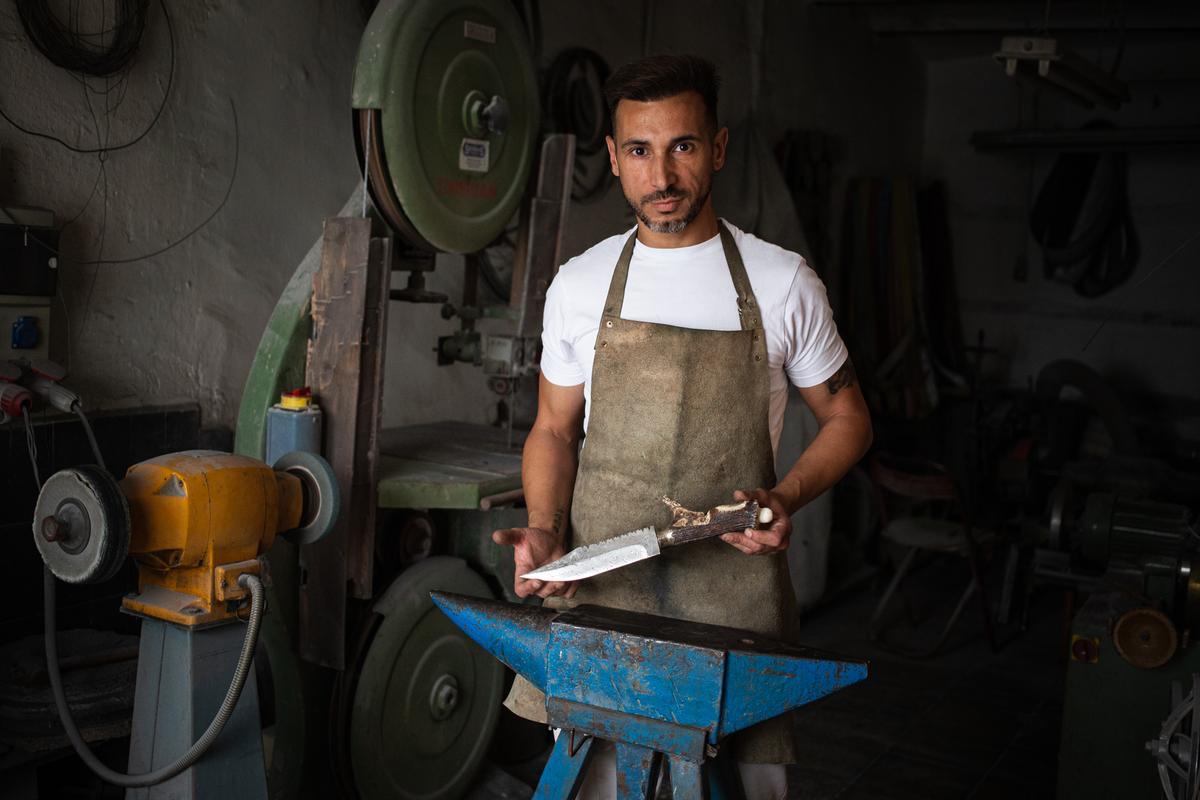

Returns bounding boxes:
[346,235,390,598]
[299,216,373,670]
[510,134,575,337]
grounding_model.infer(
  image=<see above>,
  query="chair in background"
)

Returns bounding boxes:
[868,453,998,658]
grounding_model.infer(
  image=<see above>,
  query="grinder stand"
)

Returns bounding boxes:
[125,618,267,800]
[34,451,338,799]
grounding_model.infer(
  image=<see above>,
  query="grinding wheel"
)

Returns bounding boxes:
[1113,607,1177,669]
[348,557,504,799]
[32,465,131,585]
[352,0,539,253]
[273,450,340,546]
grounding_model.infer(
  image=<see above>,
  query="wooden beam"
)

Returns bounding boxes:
[299,216,388,669]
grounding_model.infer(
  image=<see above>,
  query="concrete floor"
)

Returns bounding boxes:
[471,556,1066,799]
[783,567,1063,799]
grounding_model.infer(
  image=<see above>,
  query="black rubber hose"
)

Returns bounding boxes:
[74,406,107,472]
[44,569,266,788]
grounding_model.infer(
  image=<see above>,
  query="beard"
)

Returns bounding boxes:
[626,180,712,235]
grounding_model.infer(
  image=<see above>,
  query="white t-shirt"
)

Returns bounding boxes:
[540,220,848,454]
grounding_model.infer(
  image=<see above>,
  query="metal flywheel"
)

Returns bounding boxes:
[353,0,540,253]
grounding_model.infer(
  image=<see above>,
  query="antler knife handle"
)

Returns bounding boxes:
[655,498,774,547]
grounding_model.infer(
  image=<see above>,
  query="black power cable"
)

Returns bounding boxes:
[1,0,174,155]
[16,0,149,77]
[16,98,239,268]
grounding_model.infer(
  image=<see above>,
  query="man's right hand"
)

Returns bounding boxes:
[492,526,578,599]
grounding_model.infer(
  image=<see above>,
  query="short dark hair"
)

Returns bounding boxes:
[603,54,721,135]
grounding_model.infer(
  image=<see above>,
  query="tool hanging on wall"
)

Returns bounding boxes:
[1030,121,1140,298]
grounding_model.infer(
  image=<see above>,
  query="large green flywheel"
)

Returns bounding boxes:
[353,0,540,253]
[349,557,505,799]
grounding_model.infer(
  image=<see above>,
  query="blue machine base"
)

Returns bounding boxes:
[125,618,268,800]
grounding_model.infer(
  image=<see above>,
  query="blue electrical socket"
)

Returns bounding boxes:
[11,316,39,349]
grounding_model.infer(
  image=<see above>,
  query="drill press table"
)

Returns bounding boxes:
[376,421,525,510]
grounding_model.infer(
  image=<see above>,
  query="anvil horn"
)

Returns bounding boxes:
[430,591,554,692]
[718,651,869,737]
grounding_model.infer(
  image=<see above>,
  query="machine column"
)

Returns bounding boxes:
[126,619,267,800]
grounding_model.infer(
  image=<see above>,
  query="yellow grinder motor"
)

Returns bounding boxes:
[33,450,338,626]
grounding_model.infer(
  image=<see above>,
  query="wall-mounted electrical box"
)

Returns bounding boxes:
[1,296,53,362]
[1,206,58,363]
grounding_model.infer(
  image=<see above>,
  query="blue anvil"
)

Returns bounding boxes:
[431,592,868,799]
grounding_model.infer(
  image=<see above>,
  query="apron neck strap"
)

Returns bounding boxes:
[718,221,762,332]
[601,230,639,322]
[601,221,763,332]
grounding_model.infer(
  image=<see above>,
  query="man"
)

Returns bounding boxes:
[492,54,872,798]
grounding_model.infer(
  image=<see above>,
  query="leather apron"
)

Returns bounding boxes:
[506,222,797,764]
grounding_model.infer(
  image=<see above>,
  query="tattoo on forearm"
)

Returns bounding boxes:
[826,360,857,395]
[551,507,565,535]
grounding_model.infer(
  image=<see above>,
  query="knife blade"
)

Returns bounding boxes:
[521,497,773,583]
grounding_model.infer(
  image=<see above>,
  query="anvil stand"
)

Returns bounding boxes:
[539,698,746,798]
[430,593,869,800]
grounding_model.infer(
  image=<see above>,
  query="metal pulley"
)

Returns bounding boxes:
[33,465,130,585]
[352,0,540,254]
[345,557,504,800]
[1113,607,1178,670]
[1148,675,1200,800]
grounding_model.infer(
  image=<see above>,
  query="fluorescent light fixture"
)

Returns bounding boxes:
[995,36,1130,110]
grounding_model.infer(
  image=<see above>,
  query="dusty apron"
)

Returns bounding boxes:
[506,222,797,763]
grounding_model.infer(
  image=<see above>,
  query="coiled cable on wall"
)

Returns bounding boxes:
[16,0,149,77]
[542,47,612,203]
[2,0,173,156]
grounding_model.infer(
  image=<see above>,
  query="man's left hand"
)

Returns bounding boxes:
[719,488,792,555]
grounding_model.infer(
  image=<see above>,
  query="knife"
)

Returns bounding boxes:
[520,496,774,583]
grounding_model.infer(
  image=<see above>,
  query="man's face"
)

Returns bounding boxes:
[606,91,727,236]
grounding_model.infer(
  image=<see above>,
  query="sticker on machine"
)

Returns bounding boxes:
[459,138,490,173]
[463,20,496,44]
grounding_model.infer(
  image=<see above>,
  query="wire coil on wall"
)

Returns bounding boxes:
[16,0,150,77]
[542,47,612,203]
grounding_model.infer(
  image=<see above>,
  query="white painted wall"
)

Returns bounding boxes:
[921,40,1200,439]
[0,0,365,426]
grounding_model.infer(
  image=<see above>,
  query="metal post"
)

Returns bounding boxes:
[125,618,267,800]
